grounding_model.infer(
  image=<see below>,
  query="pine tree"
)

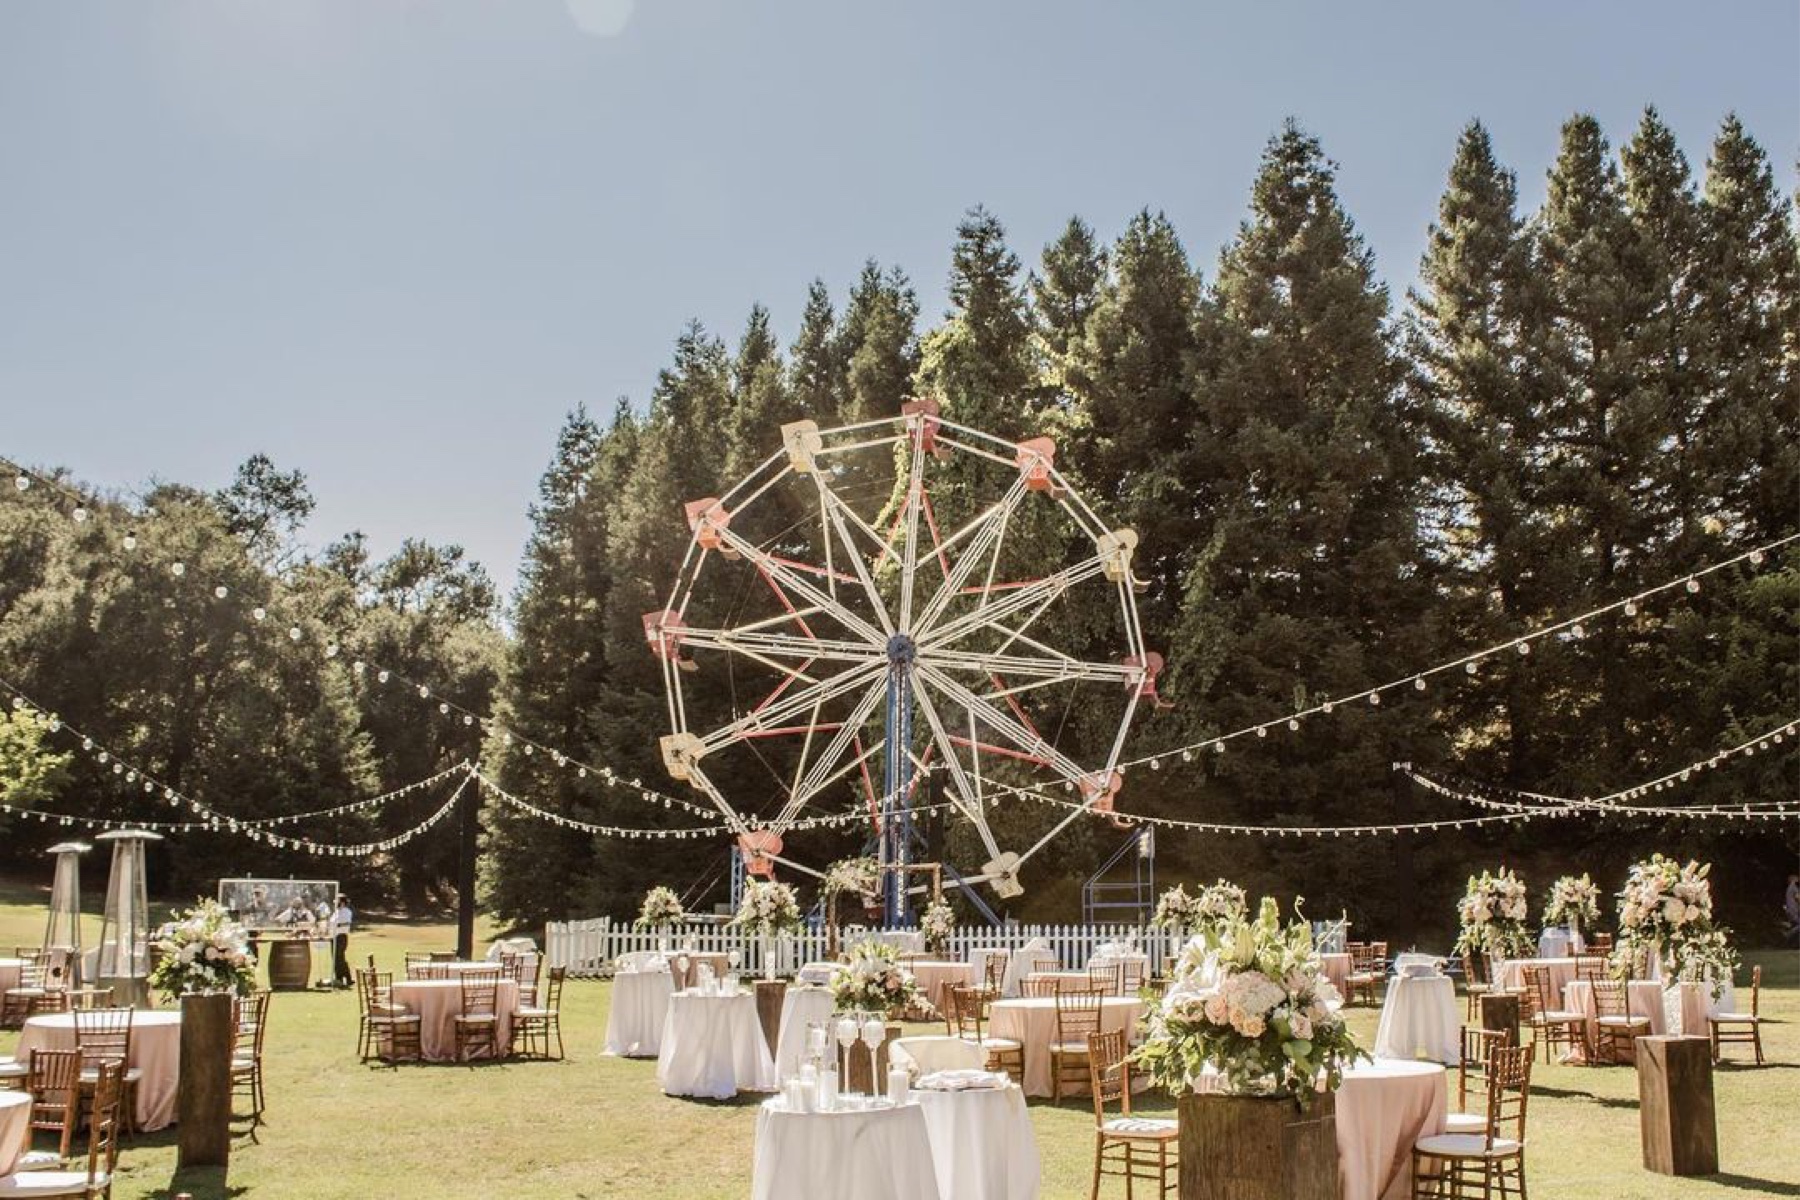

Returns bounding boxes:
[726,304,795,478]
[789,280,844,422]
[839,263,921,426]
[918,207,1035,438]
[1030,217,1107,412]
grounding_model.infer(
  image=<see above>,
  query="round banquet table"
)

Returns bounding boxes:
[909,962,974,1015]
[16,1010,182,1131]
[752,1099,941,1200]
[1498,957,1577,997]
[1562,979,1666,1063]
[987,996,1141,1098]
[915,1082,1040,1200]
[604,969,674,1058]
[657,990,776,1099]
[389,978,518,1062]
[1337,1059,1448,1200]
[1667,979,1734,1036]
[1372,974,1459,1064]
[1320,953,1352,997]
[0,1092,29,1176]
[774,985,836,1082]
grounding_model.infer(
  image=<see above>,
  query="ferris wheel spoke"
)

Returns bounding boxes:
[775,680,891,827]
[922,554,1109,650]
[921,646,1137,683]
[916,663,1091,784]
[912,476,1029,636]
[711,522,889,646]
[897,424,930,631]
[681,765,750,831]
[698,658,888,755]
[678,626,879,664]
[909,676,1004,862]
[807,471,898,636]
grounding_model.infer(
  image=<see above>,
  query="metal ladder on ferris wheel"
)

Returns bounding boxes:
[1081,826,1156,926]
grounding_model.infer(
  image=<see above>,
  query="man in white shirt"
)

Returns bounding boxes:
[331,896,354,988]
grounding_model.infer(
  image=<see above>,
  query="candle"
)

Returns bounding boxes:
[887,1066,909,1106]
[816,1064,838,1111]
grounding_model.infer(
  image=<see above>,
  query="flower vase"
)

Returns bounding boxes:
[658,935,671,956]
[1568,917,1582,953]
[762,932,778,982]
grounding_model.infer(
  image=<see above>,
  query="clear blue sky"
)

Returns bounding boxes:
[3,1,1795,604]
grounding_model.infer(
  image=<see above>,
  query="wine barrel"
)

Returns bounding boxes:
[267,939,311,991]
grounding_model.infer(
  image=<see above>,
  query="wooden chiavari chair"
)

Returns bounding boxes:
[1021,976,1064,999]
[1588,932,1613,955]
[231,990,272,1121]
[1520,964,1585,1065]
[452,969,503,1062]
[978,950,1009,993]
[512,966,566,1060]
[948,985,1023,1081]
[72,1006,139,1136]
[355,968,420,1064]
[5,1058,125,1198]
[1448,1027,1511,1135]
[1707,965,1764,1066]
[1087,1027,1177,1198]
[1030,954,1061,977]
[1573,955,1608,986]
[27,1046,83,1159]
[1087,963,1124,996]
[1050,987,1105,1103]
[3,950,66,1028]
[1345,942,1381,1006]
[1592,979,1651,1065]
[1460,952,1492,1021]
[1411,1043,1531,1199]
[1117,959,1146,995]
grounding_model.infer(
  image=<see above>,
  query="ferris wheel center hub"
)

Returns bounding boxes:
[885,633,917,667]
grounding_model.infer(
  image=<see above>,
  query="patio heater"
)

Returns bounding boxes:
[43,841,90,987]
[94,829,161,1007]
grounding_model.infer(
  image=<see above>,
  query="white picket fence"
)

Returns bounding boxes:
[544,918,1185,978]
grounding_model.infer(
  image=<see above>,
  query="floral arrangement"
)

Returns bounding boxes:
[1543,874,1601,930]
[828,939,927,1016]
[634,885,686,928]
[1152,880,1246,936]
[729,879,803,935]
[1454,868,1533,958]
[821,856,881,899]
[1616,855,1736,996]
[1133,897,1363,1108]
[147,899,255,1003]
[920,898,955,955]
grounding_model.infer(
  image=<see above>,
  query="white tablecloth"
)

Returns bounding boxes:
[1538,929,1575,958]
[657,991,776,1099]
[915,1083,1039,1200]
[605,970,674,1058]
[1373,975,1459,1064]
[909,962,975,1015]
[1338,1059,1448,1200]
[1391,953,1446,975]
[18,1010,182,1131]
[797,961,838,987]
[390,978,519,1062]
[1667,980,1734,1036]
[998,939,1051,998]
[753,1100,941,1200]
[967,948,1009,989]
[775,986,836,1082]
[0,959,22,995]
[987,996,1141,1097]
[0,1092,29,1175]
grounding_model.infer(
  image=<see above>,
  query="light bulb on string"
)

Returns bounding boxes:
[1570,623,1584,639]
[1257,726,1268,738]
[14,476,29,491]
[1749,550,1764,565]
[122,533,137,551]
[1516,641,1530,656]
[377,670,390,684]
[1685,578,1700,594]
[1368,693,1380,706]
[1288,718,1299,731]
[1465,661,1478,675]
[72,507,87,523]
[213,586,228,599]
[1624,601,1638,617]
[252,607,267,622]
[1413,677,1426,691]
[170,562,186,577]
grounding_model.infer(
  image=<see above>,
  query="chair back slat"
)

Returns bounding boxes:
[1484,1044,1533,1146]
[1085,1027,1132,1121]
[72,1006,134,1072]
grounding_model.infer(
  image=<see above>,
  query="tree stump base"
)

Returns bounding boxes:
[1178,1090,1337,1200]
[1637,1035,1717,1175]
[753,981,787,1057]
[177,992,234,1169]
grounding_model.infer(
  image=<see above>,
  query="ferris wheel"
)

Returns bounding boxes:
[646,400,1158,915]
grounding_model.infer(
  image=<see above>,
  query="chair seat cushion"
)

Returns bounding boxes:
[1707,1013,1757,1024]
[515,1007,555,1019]
[77,1066,142,1084]
[454,1014,498,1025]
[0,1060,25,1079]
[1597,1016,1650,1028]
[13,1153,62,1170]
[1103,1116,1177,1137]
[1442,1112,1487,1135]
[0,1169,110,1196]
[1537,1011,1582,1023]
[1415,1133,1522,1159]
[1049,1042,1094,1055]
[976,1037,1021,1052]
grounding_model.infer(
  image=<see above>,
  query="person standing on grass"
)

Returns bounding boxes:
[331,895,354,988]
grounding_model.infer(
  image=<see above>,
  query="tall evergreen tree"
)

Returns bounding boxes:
[789,280,844,422]
[839,263,921,427]
[918,207,1035,438]
[1030,217,1108,413]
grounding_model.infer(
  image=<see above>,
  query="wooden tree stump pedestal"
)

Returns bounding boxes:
[1178,1091,1337,1200]
[753,981,787,1057]
[1480,992,1521,1049]
[1637,1035,1717,1175]
[842,1022,902,1095]
[177,992,234,1169]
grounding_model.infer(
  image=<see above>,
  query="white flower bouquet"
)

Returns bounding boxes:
[634,885,686,929]
[148,899,256,1003]
[920,898,955,955]
[1543,874,1601,929]
[729,880,803,935]
[1616,855,1736,996]
[828,939,927,1017]
[1153,880,1246,937]
[1454,868,1533,958]
[822,856,881,900]
[1133,897,1363,1108]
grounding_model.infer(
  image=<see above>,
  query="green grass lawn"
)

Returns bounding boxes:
[2,881,1796,1198]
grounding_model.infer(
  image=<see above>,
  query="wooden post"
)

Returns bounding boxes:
[1480,992,1520,1049]
[754,980,787,1057]
[1178,1091,1337,1200]
[1637,1036,1718,1176]
[177,992,234,1169]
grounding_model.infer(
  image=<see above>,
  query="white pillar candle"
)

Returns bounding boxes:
[886,1066,909,1106]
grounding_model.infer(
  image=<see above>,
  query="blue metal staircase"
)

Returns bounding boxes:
[1081,827,1155,925]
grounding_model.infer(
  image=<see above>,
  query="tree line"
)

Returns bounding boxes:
[1,110,1793,942]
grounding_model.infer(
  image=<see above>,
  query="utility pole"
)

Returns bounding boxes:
[456,769,480,959]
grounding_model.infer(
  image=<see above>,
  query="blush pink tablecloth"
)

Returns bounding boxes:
[0,959,23,995]
[390,978,518,1062]
[1337,1059,1447,1200]
[0,1092,30,1175]
[17,1010,183,1131]
[1561,980,1666,1063]
[909,962,975,1015]
[1321,953,1353,997]
[987,996,1141,1098]
[1498,957,1578,997]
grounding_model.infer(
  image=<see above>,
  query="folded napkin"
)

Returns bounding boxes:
[916,1069,1009,1092]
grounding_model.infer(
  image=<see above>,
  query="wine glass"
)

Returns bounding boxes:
[859,1016,885,1079]
[728,948,743,972]
[835,1015,859,1079]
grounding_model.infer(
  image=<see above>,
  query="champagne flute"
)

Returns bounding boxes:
[835,1014,859,1082]
[859,1015,885,1086]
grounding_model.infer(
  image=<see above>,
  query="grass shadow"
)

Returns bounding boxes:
[1703,1173,1800,1196]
